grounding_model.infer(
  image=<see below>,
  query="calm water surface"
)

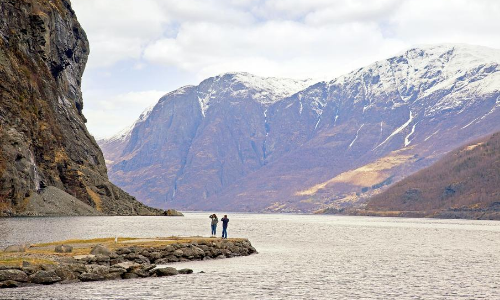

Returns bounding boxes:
[1,213,500,299]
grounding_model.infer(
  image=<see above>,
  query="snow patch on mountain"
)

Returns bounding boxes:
[375,111,414,150]
[330,44,500,117]
[107,104,156,143]
[229,72,315,105]
[349,124,364,149]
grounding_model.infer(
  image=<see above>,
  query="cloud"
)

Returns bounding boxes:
[393,0,500,47]
[71,0,500,138]
[143,20,401,80]
[83,90,167,139]
[72,0,167,68]
[73,0,500,76]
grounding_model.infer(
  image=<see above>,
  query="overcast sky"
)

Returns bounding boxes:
[71,0,500,139]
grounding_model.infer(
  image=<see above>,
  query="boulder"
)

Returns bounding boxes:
[95,255,111,265]
[155,267,178,277]
[41,264,56,271]
[148,252,162,261]
[109,266,127,275]
[116,247,132,255]
[3,245,27,253]
[164,209,184,216]
[79,272,104,282]
[73,254,96,262]
[125,253,150,264]
[22,266,41,276]
[68,263,87,274]
[129,266,150,278]
[161,245,175,253]
[84,264,109,276]
[90,244,112,256]
[178,268,193,274]
[55,245,73,253]
[173,249,184,257]
[0,280,20,288]
[0,270,28,282]
[122,272,139,279]
[154,258,171,264]
[29,270,62,284]
[104,272,123,280]
[110,256,126,266]
[114,261,141,271]
[55,266,78,282]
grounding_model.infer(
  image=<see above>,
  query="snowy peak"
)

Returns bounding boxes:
[100,43,500,213]
[200,72,316,105]
[400,44,500,66]
[330,43,500,110]
[106,104,156,143]
[228,72,316,104]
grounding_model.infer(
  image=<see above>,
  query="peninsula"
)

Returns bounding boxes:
[0,237,257,288]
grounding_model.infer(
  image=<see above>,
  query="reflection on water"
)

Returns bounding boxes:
[1,213,500,299]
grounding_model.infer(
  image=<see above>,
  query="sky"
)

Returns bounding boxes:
[70,0,500,139]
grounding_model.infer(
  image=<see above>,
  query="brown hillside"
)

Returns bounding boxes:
[363,132,500,219]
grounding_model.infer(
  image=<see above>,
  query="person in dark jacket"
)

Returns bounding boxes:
[209,214,218,237]
[221,215,229,239]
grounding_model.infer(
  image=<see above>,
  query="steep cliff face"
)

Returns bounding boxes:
[99,73,314,207]
[101,45,500,213]
[0,0,161,216]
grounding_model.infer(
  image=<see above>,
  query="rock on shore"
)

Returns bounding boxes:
[0,238,257,288]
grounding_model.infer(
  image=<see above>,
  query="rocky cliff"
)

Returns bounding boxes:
[101,44,500,213]
[0,0,162,216]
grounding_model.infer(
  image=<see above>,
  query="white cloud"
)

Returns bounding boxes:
[83,90,167,139]
[71,0,500,138]
[393,0,500,48]
[72,0,167,68]
[304,0,402,25]
[139,0,500,81]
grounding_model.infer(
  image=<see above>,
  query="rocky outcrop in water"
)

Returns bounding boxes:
[0,0,161,216]
[0,238,257,288]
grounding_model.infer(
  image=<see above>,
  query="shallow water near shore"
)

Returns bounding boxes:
[1,213,500,299]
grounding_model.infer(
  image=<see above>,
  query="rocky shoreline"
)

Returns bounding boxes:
[0,237,257,289]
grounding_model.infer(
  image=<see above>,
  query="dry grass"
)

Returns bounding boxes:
[465,143,483,151]
[296,152,413,196]
[54,149,69,163]
[0,236,248,267]
[86,187,103,212]
[0,256,55,267]
[33,237,135,247]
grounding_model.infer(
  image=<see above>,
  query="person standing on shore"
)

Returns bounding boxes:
[210,214,218,237]
[221,215,229,239]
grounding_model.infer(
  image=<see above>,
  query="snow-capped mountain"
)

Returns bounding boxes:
[99,44,500,212]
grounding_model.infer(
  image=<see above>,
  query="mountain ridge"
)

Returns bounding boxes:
[100,43,500,212]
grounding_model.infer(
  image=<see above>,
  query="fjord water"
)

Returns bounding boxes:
[1,213,500,299]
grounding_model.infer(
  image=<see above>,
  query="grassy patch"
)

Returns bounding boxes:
[33,237,136,247]
[0,256,55,267]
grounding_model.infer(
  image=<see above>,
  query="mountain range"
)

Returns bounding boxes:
[100,44,500,213]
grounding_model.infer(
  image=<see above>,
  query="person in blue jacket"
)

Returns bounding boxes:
[221,215,229,239]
